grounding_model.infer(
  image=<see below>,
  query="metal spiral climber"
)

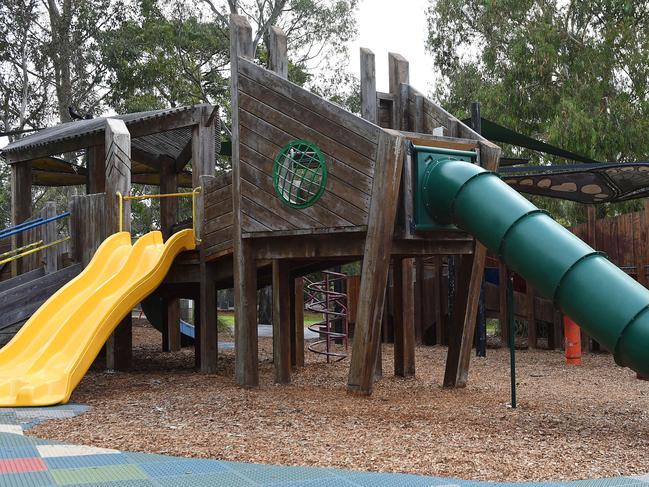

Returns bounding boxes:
[304,270,349,362]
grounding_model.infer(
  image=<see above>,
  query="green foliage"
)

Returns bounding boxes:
[102,0,231,112]
[427,0,649,225]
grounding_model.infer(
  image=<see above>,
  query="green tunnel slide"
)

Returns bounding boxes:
[422,152,649,376]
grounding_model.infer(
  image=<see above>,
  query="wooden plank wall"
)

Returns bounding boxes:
[406,86,448,134]
[201,172,233,259]
[70,194,107,267]
[571,209,648,283]
[236,58,382,234]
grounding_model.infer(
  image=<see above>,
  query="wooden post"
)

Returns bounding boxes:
[192,105,217,371]
[414,258,424,344]
[470,102,487,355]
[393,257,416,377]
[231,14,259,387]
[10,161,31,277]
[161,298,181,352]
[389,53,418,359]
[388,52,409,128]
[87,144,106,193]
[347,132,405,395]
[104,118,132,371]
[361,46,382,376]
[160,157,181,352]
[268,26,288,78]
[526,283,536,349]
[272,260,291,383]
[291,276,305,368]
[433,256,444,344]
[470,102,482,135]
[192,110,216,241]
[194,297,202,369]
[444,144,501,387]
[104,119,131,235]
[42,201,58,274]
[360,48,377,124]
[375,299,383,378]
[637,209,646,286]
[414,94,425,133]
[586,205,596,248]
[199,259,218,373]
[443,253,472,386]
[160,158,178,240]
[267,24,290,383]
[581,205,598,351]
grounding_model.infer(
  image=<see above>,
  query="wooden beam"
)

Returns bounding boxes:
[192,107,216,241]
[347,132,405,395]
[291,276,305,368]
[272,260,291,383]
[268,26,288,78]
[251,233,474,260]
[360,48,377,124]
[104,118,132,371]
[444,143,501,387]
[230,14,259,388]
[443,253,472,386]
[175,139,193,172]
[393,257,416,377]
[10,161,31,277]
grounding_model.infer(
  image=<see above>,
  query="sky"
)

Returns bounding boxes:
[349,0,437,95]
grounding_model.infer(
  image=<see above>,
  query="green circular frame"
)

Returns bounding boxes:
[273,139,328,209]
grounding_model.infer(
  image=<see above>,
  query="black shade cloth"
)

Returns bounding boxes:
[500,163,649,204]
[461,117,599,164]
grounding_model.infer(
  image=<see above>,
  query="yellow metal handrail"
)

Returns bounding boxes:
[116,188,202,242]
[0,237,71,266]
[0,241,43,259]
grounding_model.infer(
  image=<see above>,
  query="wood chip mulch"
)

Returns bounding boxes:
[28,321,649,482]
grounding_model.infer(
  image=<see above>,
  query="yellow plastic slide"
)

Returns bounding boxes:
[0,229,195,407]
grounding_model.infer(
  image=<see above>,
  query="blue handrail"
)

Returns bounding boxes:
[0,212,70,241]
[0,218,44,237]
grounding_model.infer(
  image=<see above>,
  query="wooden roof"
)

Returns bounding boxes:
[1,104,217,165]
[1,104,217,187]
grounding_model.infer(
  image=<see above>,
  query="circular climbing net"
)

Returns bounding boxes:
[304,270,349,363]
[273,140,327,209]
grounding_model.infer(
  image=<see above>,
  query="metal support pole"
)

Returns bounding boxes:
[507,269,517,408]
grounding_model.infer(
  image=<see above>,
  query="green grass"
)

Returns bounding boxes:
[216,310,323,328]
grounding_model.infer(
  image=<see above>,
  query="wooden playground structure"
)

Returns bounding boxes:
[3,14,649,401]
